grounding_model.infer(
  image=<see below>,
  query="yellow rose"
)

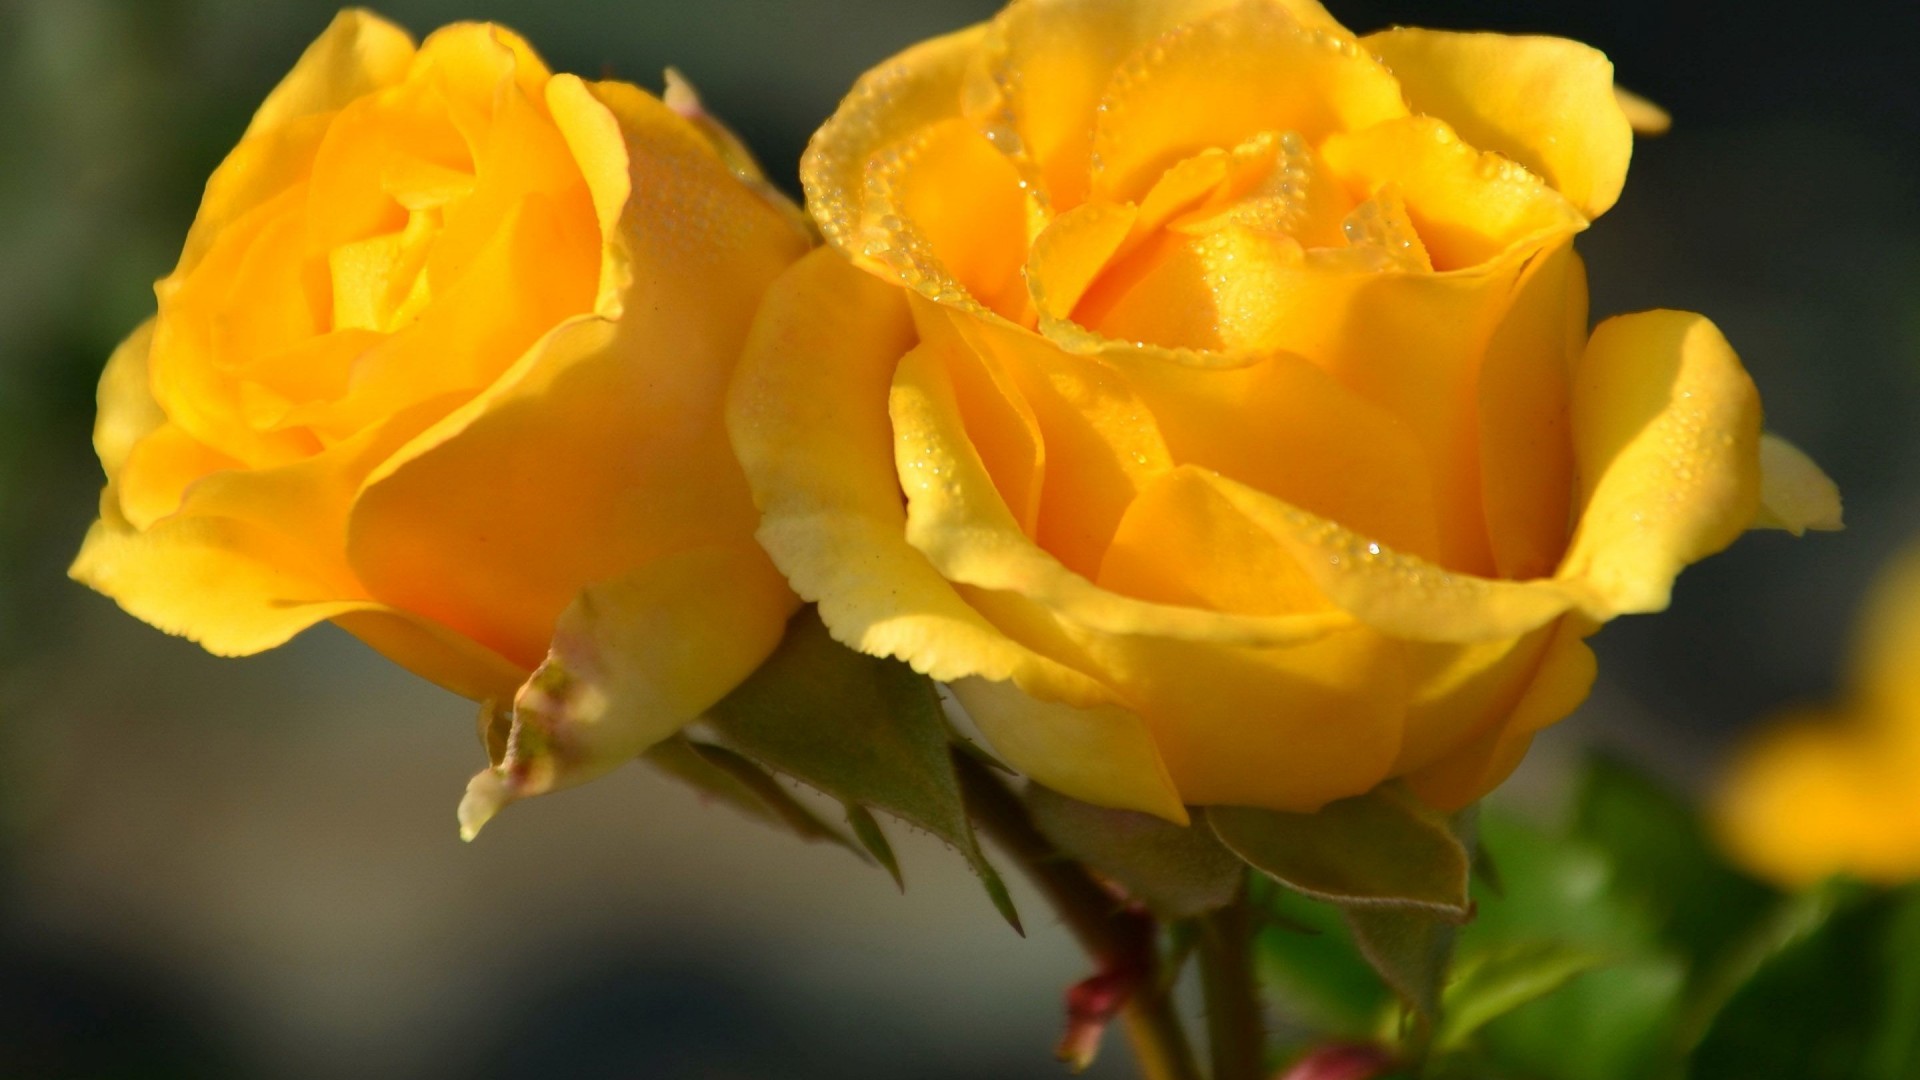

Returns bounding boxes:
[70,11,809,827]
[730,0,1839,822]
[1715,542,1920,888]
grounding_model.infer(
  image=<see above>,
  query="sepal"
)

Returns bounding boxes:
[703,607,1020,929]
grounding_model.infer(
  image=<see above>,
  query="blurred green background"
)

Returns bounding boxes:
[1,0,1914,1076]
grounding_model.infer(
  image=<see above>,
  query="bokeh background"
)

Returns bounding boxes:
[2,0,1915,1076]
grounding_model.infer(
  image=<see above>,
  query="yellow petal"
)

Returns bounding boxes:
[1318,115,1588,271]
[407,22,554,121]
[1393,627,1556,778]
[1714,712,1920,888]
[890,331,1349,647]
[801,25,988,258]
[78,361,527,702]
[1615,86,1672,137]
[1364,28,1635,219]
[1173,469,1579,643]
[728,248,1111,707]
[333,607,532,701]
[1090,3,1407,202]
[174,13,414,279]
[349,78,805,666]
[960,0,1276,209]
[1036,199,1578,578]
[929,304,1174,577]
[1850,543,1920,724]
[71,511,363,656]
[859,117,1035,319]
[1097,467,1335,617]
[294,191,601,443]
[92,320,165,476]
[1402,614,1596,809]
[932,306,1048,538]
[1753,432,1843,535]
[1556,311,1763,617]
[660,68,810,238]
[247,10,416,138]
[117,424,243,529]
[894,318,1575,645]
[155,185,329,467]
[459,542,797,838]
[1099,345,1444,564]
[1027,201,1140,330]
[549,75,633,246]
[179,9,416,278]
[1476,244,1586,580]
[1091,623,1407,812]
[70,505,519,701]
[949,676,1187,823]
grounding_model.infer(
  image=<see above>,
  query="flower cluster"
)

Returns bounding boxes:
[74,1,1835,835]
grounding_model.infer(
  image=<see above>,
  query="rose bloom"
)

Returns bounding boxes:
[730,0,1838,821]
[71,11,808,828]
[1716,543,1920,888]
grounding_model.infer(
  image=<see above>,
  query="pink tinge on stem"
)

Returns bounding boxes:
[1276,1042,1399,1080]
[1056,968,1140,1072]
[1054,905,1157,1073]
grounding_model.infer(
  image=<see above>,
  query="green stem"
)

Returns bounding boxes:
[1197,885,1266,1080]
[955,752,1203,1080]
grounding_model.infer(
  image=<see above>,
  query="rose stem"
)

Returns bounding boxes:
[1196,883,1266,1080]
[954,751,1204,1080]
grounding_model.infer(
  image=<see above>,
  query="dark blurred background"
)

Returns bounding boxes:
[1,0,1915,1076]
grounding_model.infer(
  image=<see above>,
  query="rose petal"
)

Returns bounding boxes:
[1401,614,1596,809]
[175,12,414,277]
[1713,712,1920,888]
[1364,28,1635,220]
[1101,343,1444,563]
[1318,115,1587,272]
[1753,432,1843,536]
[729,248,1113,708]
[1850,545,1920,723]
[960,0,1283,209]
[931,306,1174,576]
[1089,3,1406,202]
[1476,244,1586,580]
[802,25,989,257]
[248,10,416,139]
[859,117,1036,319]
[1556,311,1763,617]
[950,676,1187,823]
[1087,621,1406,812]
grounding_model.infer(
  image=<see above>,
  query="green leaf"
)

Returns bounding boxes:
[1346,906,1456,1021]
[644,736,864,858]
[1685,879,1881,1079]
[1460,811,1686,1080]
[1210,789,1472,919]
[1480,957,1685,1080]
[704,608,1018,930]
[1864,888,1920,1080]
[1465,811,1662,951]
[844,804,902,890]
[1026,786,1243,920]
[1220,792,1471,1028]
[1255,881,1393,1037]
[1570,756,1774,976]
[1435,941,1610,1052]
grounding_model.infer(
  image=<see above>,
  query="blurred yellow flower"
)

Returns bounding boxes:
[1716,545,1920,888]
[70,11,808,827]
[729,0,1838,822]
